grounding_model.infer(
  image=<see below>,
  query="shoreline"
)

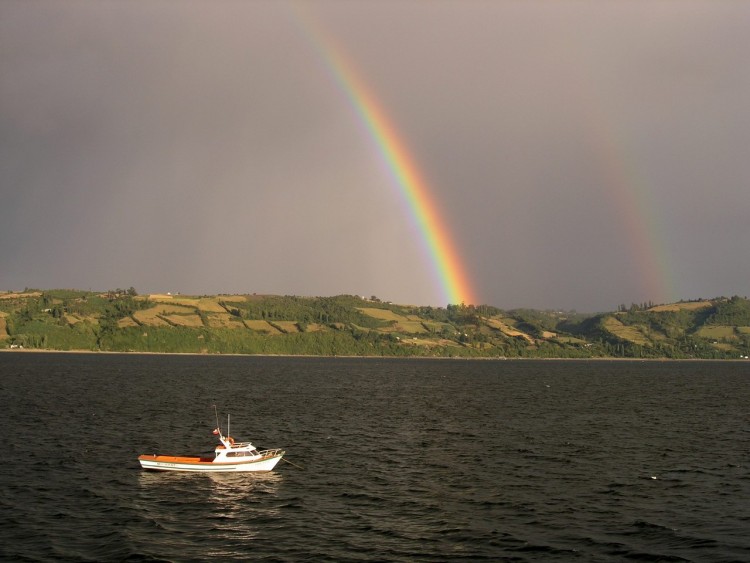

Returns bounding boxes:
[0,348,743,361]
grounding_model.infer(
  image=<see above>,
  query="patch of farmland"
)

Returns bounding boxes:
[357,308,406,322]
[602,317,650,345]
[73,314,99,326]
[272,321,300,333]
[117,316,139,328]
[147,294,174,301]
[395,321,428,334]
[0,316,7,339]
[218,295,247,303]
[401,336,439,347]
[244,320,282,334]
[696,325,737,340]
[162,314,204,328]
[0,291,42,300]
[485,318,533,342]
[422,321,453,334]
[399,336,462,349]
[133,307,173,327]
[147,304,196,315]
[737,327,750,335]
[204,313,245,328]
[64,314,83,325]
[162,297,226,313]
[135,302,195,321]
[649,301,713,312]
[159,297,199,306]
[195,299,228,313]
[555,336,587,344]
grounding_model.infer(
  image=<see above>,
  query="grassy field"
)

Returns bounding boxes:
[602,317,651,345]
[161,313,204,328]
[204,313,245,328]
[402,336,442,347]
[63,314,85,326]
[196,299,230,313]
[422,321,453,333]
[271,321,301,333]
[146,294,174,301]
[649,301,713,312]
[147,294,224,311]
[358,308,405,322]
[244,320,282,334]
[357,308,433,334]
[485,318,533,341]
[132,308,170,326]
[218,295,247,303]
[696,325,736,340]
[388,321,425,334]
[155,304,196,314]
[132,304,200,327]
[555,335,588,344]
[117,316,140,328]
[0,291,42,300]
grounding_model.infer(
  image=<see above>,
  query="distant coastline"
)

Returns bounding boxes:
[2,289,749,360]
[2,348,745,362]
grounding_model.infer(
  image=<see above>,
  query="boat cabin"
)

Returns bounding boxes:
[214,436,263,461]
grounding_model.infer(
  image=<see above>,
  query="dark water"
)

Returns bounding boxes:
[0,354,748,562]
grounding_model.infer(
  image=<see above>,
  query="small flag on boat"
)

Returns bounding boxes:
[212,428,220,435]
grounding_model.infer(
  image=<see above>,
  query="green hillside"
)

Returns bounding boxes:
[2,289,749,359]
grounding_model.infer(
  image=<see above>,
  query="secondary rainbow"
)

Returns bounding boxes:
[294,12,477,305]
[571,40,676,305]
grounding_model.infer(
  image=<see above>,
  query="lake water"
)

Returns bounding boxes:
[0,353,748,562]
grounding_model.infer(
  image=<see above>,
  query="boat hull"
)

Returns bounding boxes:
[138,452,284,472]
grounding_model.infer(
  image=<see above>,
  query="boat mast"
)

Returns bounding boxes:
[213,404,222,438]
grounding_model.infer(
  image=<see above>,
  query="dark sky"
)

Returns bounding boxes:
[2,0,748,311]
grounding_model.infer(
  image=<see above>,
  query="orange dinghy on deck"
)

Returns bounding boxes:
[138,415,284,473]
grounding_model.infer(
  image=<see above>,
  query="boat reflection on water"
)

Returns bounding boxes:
[205,471,283,504]
[135,471,284,551]
[137,470,283,505]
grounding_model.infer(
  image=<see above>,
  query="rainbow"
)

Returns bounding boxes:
[292,11,477,306]
[572,45,676,305]
[591,119,674,304]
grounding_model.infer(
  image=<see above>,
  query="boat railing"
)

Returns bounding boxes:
[228,441,252,448]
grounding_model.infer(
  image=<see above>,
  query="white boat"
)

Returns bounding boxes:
[138,414,284,473]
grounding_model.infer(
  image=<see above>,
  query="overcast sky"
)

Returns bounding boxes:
[1,0,748,311]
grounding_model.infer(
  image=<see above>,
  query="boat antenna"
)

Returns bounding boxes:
[228,413,231,439]
[213,404,221,437]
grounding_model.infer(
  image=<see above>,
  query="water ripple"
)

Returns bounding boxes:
[1,354,749,561]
